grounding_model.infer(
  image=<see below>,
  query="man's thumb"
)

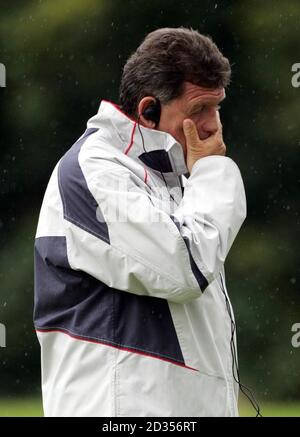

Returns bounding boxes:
[183,119,199,149]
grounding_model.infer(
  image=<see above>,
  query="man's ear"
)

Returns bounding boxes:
[137,97,159,128]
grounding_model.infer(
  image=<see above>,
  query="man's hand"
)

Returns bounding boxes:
[183,113,226,173]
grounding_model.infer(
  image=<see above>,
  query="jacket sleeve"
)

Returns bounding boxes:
[171,155,247,285]
[62,155,246,304]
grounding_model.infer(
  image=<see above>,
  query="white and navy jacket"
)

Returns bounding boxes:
[34,100,247,417]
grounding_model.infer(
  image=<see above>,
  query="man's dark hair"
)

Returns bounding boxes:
[119,27,231,118]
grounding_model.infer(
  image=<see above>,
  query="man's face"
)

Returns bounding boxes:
[157,81,226,158]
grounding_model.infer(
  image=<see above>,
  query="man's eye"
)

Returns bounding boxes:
[192,106,204,115]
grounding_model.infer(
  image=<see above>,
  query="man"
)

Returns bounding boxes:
[34,27,246,417]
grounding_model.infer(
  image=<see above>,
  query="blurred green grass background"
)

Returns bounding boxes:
[0,398,299,417]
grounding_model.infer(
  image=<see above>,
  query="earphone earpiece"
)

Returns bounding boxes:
[142,98,161,127]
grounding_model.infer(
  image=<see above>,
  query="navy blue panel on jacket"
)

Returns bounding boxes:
[58,127,110,244]
[138,150,173,173]
[34,236,185,366]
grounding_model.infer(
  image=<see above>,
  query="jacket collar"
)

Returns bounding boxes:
[87,100,189,177]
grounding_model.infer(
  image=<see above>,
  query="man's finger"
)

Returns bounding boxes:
[183,119,200,147]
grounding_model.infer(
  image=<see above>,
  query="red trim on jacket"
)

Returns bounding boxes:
[144,167,148,184]
[124,122,137,155]
[101,99,136,123]
[35,328,198,372]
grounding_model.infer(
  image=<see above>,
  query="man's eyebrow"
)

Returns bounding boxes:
[189,94,226,112]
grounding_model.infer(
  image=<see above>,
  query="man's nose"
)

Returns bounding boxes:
[200,110,219,139]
